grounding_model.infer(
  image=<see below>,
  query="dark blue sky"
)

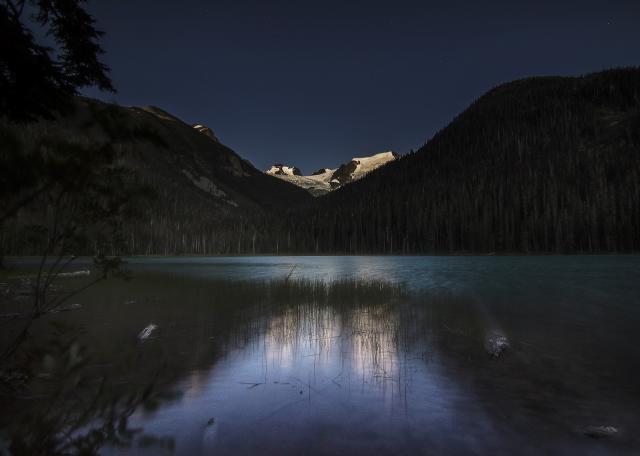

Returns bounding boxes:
[80,0,640,173]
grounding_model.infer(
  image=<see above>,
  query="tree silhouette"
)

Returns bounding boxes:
[0,0,113,122]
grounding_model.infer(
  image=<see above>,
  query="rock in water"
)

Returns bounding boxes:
[138,323,158,340]
[485,331,510,358]
[584,425,619,439]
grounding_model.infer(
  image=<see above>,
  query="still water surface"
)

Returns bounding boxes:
[12,255,640,455]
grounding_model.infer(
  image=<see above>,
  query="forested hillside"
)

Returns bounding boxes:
[0,98,310,255]
[3,68,639,255]
[287,68,640,253]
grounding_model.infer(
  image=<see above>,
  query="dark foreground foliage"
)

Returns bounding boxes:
[0,0,113,121]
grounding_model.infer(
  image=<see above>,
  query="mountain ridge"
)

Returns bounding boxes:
[295,67,640,253]
[265,151,398,196]
[3,67,639,255]
[0,97,311,254]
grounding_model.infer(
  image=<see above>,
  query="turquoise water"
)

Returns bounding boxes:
[123,254,640,296]
[4,256,640,455]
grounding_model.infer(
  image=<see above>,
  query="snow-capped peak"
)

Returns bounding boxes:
[192,124,219,142]
[266,164,302,176]
[332,151,398,185]
[351,151,398,171]
[264,151,398,196]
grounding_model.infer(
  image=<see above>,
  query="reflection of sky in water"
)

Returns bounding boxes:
[46,255,639,455]
[117,303,496,456]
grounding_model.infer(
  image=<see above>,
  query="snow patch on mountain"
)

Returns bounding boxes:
[266,164,302,176]
[332,151,398,185]
[351,151,398,177]
[192,124,219,142]
[264,151,397,196]
[308,168,336,183]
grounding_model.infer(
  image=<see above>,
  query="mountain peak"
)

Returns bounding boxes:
[192,124,219,142]
[265,151,398,196]
[332,151,398,186]
[266,164,303,176]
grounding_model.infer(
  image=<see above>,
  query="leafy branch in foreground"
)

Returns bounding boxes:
[0,132,160,453]
[0,145,161,454]
[0,1,172,453]
[0,132,152,359]
[2,321,175,456]
[0,0,114,122]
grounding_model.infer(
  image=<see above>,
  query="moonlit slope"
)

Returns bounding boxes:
[265,152,398,196]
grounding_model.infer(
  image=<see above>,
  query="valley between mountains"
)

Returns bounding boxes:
[2,68,639,255]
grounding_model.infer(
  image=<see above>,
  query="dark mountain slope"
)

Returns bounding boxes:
[89,101,310,211]
[1,98,311,254]
[4,69,639,255]
[287,68,640,253]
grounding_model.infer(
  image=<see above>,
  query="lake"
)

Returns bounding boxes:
[2,255,640,455]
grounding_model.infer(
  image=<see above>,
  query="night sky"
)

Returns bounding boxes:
[80,0,640,173]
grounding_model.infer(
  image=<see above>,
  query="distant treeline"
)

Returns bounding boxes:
[2,68,640,256]
[127,68,640,255]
